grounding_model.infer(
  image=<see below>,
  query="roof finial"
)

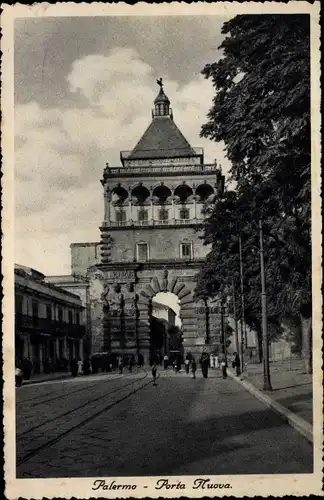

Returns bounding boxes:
[156,77,163,89]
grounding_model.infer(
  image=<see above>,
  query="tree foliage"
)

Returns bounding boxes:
[197,15,311,371]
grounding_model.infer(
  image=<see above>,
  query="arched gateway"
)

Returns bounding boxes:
[66,80,224,363]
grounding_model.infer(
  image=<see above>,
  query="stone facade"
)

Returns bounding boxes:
[51,81,226,363]
[15,265,85,374]
[96,83,226,362]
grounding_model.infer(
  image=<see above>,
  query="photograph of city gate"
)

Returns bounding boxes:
[14,12,317,483]
[47,81,228,365]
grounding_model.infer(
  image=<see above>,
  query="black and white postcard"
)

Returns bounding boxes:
[2,1,322,498]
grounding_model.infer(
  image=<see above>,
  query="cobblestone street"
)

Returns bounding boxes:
[16,368,313,478]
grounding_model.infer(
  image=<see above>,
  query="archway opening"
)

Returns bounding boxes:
[111,186,128,205]
[149,292,183,364]
[152,185,172,204]
[196,183,214,202]
[174,184,193,204]
[131,184,150,205]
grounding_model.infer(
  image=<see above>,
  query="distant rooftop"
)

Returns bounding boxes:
[15,264,45,280]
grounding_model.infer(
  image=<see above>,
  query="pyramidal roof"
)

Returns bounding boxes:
[127,79,197,160]
[128,116,196,160]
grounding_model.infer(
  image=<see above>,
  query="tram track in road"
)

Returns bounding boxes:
[16,369,157,467]
[18,381,101,408]
[17,369,137,408]
[17,370,145,438]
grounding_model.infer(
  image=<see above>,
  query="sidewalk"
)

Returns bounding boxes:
[22,367,143,385]
[22,371,72,385]
[228,358,313,441]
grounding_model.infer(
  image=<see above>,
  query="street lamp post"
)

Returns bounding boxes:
[238,236,246,373]
[232,278,240,355]
[259,219,272,391]
[221,299,226,355]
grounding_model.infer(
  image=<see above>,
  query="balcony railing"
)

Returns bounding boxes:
[15,314,85,338]
[120,148,204,160]
[103,218,205,228]
[105,163,217,177]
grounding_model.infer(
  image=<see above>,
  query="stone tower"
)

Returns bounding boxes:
[98,80,222,362]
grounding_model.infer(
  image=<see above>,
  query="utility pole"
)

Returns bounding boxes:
[259,219,272,391]
[220,299,225,355]
[238,236,246,373]
[232,278,240,355]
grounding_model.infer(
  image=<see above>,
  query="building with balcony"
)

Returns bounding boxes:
[15,264,86,374]
[48,80,224,362]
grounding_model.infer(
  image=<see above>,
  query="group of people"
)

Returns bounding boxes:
[151,351,241,381]
[117,355,136,374]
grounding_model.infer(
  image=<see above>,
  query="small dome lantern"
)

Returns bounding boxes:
[153,78,171,117]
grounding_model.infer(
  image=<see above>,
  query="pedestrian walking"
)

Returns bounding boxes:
[163,354,169,369]
[77,358,83,376]
[118,358,124,375]
[215,354,220,369]
[191,358,197,379]
[221,356,227,379]
[71,358,78,377]
[137,352,144,368]
[184,358,190,374]
[152,362,157,385]
[201,353,209,378]
[232,352,241,376]
[235,353,241,376]
[128,356,133,373]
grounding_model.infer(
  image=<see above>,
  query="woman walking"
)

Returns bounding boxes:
[232,352,241,376]
[152,362,157,385]
[201,353,209,379]
[221,355,227,379]
[191,358,197,379]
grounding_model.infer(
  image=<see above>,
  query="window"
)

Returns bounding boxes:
[159,209,169,221]
[46,304,52,320]
[32,300,39,327]
[179,208,190,220]
[15,295,23,315]
[58,307,63,323]
[136,243,149,262]
[32,300,39,317]
[68,310,73,324]
[180,243,192,260]
[76,312,80,325]
[138,210,148,223]
[116,210,126,223]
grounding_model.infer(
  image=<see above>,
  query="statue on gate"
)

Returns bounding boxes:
[123,283,136,316]
[101,283,123,314]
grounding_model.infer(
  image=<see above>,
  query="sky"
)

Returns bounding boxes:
[15,15,231,276]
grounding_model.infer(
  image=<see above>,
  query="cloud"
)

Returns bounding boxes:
[15,47,230,275]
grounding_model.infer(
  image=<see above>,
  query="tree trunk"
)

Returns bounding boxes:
[300,314,312,374]
[257,331,263,363]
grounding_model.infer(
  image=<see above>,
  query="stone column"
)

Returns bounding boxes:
[56,338,60,361]
[136,294,151,364]
[102,302,111,352]
[207,299,222,351]
[195,299,209,347]
[104,187,111,221]
[122,283,137,350]
[171,190,176,222]
[129,192,133,223]
[150,187,154,224]
[24,334,31,358]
